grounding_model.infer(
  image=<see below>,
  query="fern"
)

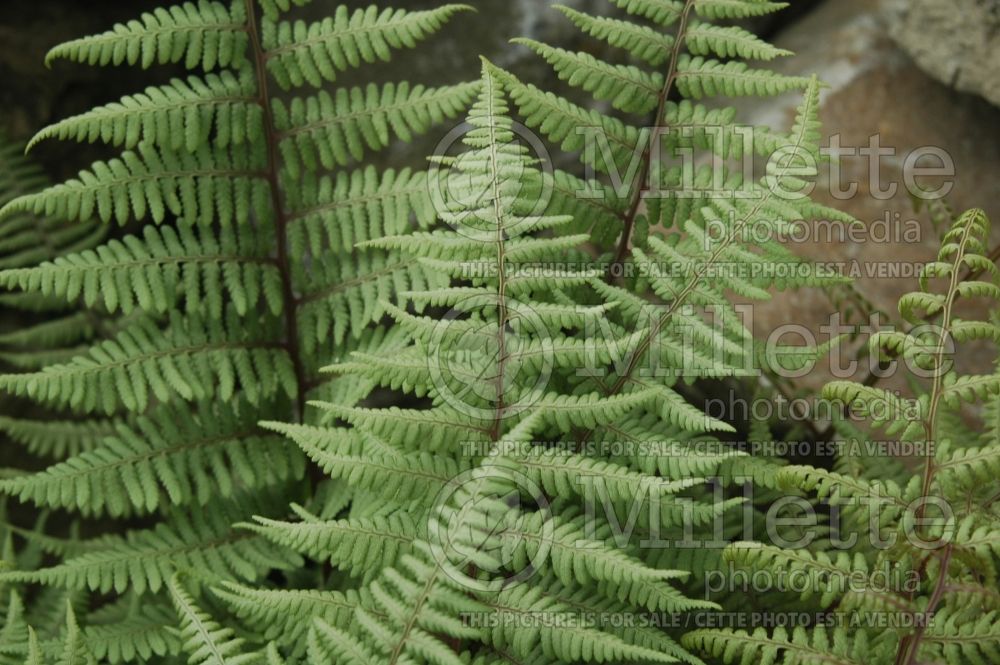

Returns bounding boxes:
[239,1,845,662]
[688,210,1000,665]
[168,574,259,665]
[238,29,841,656]
[5,0,991,663]
[0,0,473,660]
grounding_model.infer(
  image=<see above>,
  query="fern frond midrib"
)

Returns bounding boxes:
[483,73,513,439]
[602,76,819,400]
[5,253,276,278]
[243,0,307,420]
[250,517,416,544]
[276,85,472,140]
[4,427,264,483]
[19,339,284,377]
[921,217,979,494]
[381,67,513,665]
[170,577,230,665]
[287,183,426,221]
[612,0,696,268]
[262,8,466,59]
[299,258,417,304]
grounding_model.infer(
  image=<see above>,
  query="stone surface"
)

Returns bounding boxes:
[727,0,1000,402]
[885,0,1000,108]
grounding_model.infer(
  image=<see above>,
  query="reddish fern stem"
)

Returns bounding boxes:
[244,0,308,423]
[608,0,696,279]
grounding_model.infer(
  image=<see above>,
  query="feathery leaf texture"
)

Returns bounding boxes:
[6,1,993,664]
[0,0,474,662]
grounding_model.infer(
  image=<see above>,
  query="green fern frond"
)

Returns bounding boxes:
[243,510,420,580]
[684,21,791,60]
[488,581,682,664]
[676,55,813,98]
[264,5,474,89]
[512,39,662,114]
[0,401,303,515]
[684,625,875,665]
[76,603,182,664]
[0,142,269,227]
[694,0,790,20]
[0,494,300,594]
[262,421,469,504]
[274,81,479,176]
[54,603,96,665]
[0,312,296,414]
[28,72,260,153]
[168,574,259,665]
[213,582,369,650]
[45,1,249,70]
[0,417,115,460]
[307,618,381,665]
[0,225,280,317]
[555,5,675,66]
[920,609,1000,665]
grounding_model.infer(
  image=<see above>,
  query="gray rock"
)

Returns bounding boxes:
[885,0,1000,107]
[725,0,1000,396]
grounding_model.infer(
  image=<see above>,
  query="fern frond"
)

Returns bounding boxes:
[55,603,96,665]
[512,39,661,114]
[555,5,675,66]
[488,581,681,664]
[684,625,874,665]
[262,421,468,504]
[675,56,811,99]
[243,510,420,580]
[275,81,479,176]
[0,142,269,227]
[694,0,789,20]
[264,5,474,89]
[77,603,182,664]
[28,72,260,153]
[0,495,300,594]
[168,574,259,665]
[684,21,791,61]
[307,618,381,665]
[920,609,1000,665]
[45,1,249,70]
[0,225,280,317]
[286,166,436,256]
[0,416,115,460]
[0,402,303,515]
[212,582,367,647]
[0,312,296,414]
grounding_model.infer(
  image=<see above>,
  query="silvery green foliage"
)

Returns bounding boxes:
[0,0,473,662]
